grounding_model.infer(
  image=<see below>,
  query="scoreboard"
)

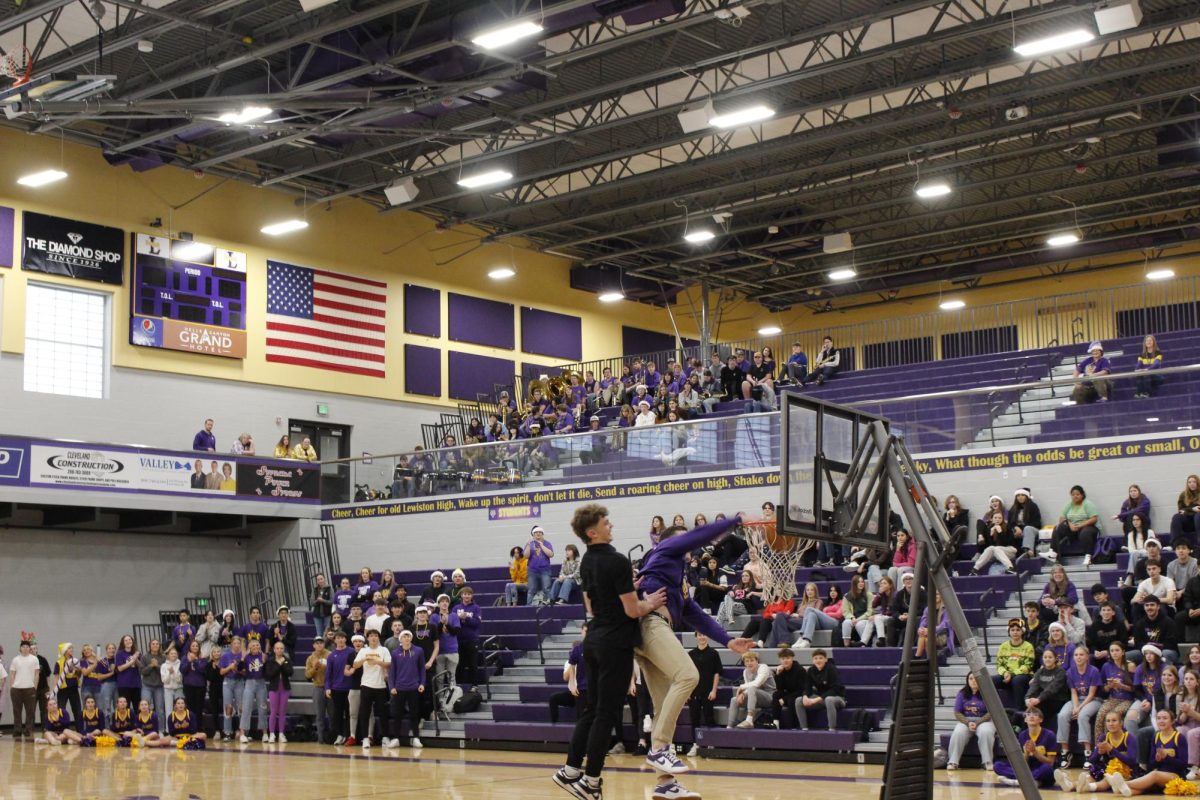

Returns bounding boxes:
[129,233,248,359]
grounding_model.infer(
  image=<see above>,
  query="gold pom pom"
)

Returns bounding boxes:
[1165,777,1200,796]
[1104,759,1133,779]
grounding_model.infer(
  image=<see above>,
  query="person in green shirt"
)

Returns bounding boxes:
[1047,485,1101,566]
[993,619,1036,708]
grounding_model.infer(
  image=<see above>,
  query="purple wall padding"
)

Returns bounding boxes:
[448,292,514,349]
[520,306,582,361]
[404,344,442,397]
[621,325,700,356]
[404,283,441,337]
[448,351,515,401]
[522,362,554,383]
[0,206,13,268]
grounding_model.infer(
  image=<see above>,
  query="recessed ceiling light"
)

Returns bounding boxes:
[17,169,68,187]
[1046,232,1081,247]
[939,299,966,310]
[260,219,309,236]
[1014,28,1095,57]
[218,106,272,124]
[758,325,782,335]
[471,20,544,50]
[828,268,857,281]
[915,181,952,199]
[598,291,624,303]
[488,267,516,279]
[1146,268,1175,281]
[684,229,716,244]
[457,169,513,189]
[1146,417,1160,422]
[708,104,775,129]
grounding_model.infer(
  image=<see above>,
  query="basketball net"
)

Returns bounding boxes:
[739,520,814,604]
[3,46,33,88]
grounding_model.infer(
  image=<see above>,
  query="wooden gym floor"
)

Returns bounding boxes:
[0,739,1061,799]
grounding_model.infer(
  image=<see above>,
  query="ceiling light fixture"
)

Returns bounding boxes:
[915,181,952,199]
[1046,232,1081,247]
[218,106,272,124]
[1146,417,1160,422]
[598,291,624,303]
[17,168,68,187]
[1014,28,1095,57]
[683,229,716,244]
[939,299,966,310]
[488,267,515,280]
[1146,268,1175,281]
[260,219,309,236]
[471,20,544,50]
[708,104,775,129]
[828,268,857,281]
[456,169,513,189]
[758,325,782,336]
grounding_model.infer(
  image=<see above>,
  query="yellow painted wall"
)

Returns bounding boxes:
[0,128,691,405]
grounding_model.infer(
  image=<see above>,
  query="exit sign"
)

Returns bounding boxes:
[317,403,329,416]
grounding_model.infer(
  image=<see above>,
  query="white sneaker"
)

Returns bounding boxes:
[736,718,754,729]
[240,734,250,744]
[1054,769,1073,791]
[277,734,287,743]
[643,715,653,733]
[686,743,699,757]
[1188,768,1200,782]
[333,735,345,745]
[1082,554,1092,567]
[608,742,626,755]
[997,776,1019,786]
[267,733,275,743]
[362,738,371,749]
[411,737,423,748]
[1107,772,1131,796]
[652,781,702,799]
[793,638,811,649]
[1044,549,1058,561]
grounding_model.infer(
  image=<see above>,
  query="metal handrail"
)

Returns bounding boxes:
[534,605,550,665]
[978,587,998,661]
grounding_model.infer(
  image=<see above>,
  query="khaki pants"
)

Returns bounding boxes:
[634,612,698,749]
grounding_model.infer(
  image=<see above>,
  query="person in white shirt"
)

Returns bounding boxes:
[726,650,776,729]
[1135,559,1177,611]
[633,400,657,427]
[353,629,392,748]
[365,599,391,636]
[1053,598,1086,645]
[160,647,184,715]
[9,641,40,739]
[0,657,7,739]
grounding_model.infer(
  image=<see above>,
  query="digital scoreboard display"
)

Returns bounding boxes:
[129,233,248,359]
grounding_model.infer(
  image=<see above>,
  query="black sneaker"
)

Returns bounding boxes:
[553,769,602,800]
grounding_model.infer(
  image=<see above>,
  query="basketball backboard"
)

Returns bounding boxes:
[779,392,891,549]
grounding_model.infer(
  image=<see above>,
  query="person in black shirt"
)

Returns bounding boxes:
[1086,601,1128,663]
[554,504,666,800]
[686,633,722,737]
[719,355,745,402]
[771,647,807,729]
[741,351,776,410]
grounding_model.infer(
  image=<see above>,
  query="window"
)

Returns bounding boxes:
[23,282,108,399]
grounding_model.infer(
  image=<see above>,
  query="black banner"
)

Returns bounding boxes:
[236,460,321,500]
[22,211,124,284]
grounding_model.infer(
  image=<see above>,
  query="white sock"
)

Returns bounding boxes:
[562,766,582,778]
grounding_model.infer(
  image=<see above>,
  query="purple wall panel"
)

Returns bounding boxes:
[521,361,554,384]
[520,307,582,361]
[448,351,515,401]
[448,292,514,349]
[0,206,13,268]
[621,325,700,356]
[403,283,441,337]
[404,344,442,397]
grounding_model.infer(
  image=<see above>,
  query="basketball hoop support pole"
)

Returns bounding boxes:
[862,421,1040,800]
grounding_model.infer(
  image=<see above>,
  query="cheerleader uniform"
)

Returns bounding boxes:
[135,709,159,735]
[79,707,106,738]
[167,708,198,737]
[109,707,136,736]
[995,727,1058,786]
[1151,728,1190,777]
[1085,730,1138,781]
[43,707,72,738]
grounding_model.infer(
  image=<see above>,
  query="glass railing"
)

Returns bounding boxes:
[321,363,1199,505]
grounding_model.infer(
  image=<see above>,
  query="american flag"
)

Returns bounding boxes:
[266,260,388,378]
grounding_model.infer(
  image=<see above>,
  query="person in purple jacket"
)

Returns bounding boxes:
[994,706,1058,787]
[181,639,208,721]
[114,634,142,711]
[633,515,756,798]
[171,609,195,656]
[525,525,556,605]
[238,606,270,650]
[386,630,426,749]
[1107,707,1189,795]
[452,587,482,686]
[1114,484,1153,537]
[324,630,354,745]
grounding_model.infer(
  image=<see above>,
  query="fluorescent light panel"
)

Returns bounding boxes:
[684,229,716,243]
[471,20,544,49]
[939,299,966,310]
[1047,232,1080,247]
[598,291,624,303]
[709,104,775,129]
[1014,28,1094,57]
[457,169,513,189]
[17,168,67,187]
[758,326,782,335]
[915,181,952,199]
[1146,268,1175,281]
[260,219,309,236]
[218,106,272,124]
[828,268,857,281]
[488,267,516,279]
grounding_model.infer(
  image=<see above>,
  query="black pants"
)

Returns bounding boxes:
[205,682,223,734]
[613,692,638,744]
[688,689,716,727]
[1050,522,1098,557]
[329,690,350,739]
[57,687,82,730]
[118,687,141,713]
[457,640,478,685]
[549,690,578,724]
[355,686,389,742]
[389,689,421,740]
[567,642,634,779]
[184,684,207,720]
[1171,513,1200,549]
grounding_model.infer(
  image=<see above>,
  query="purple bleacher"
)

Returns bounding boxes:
[490,702,883,731]
[465,720,682,745]
[697,726,859,752]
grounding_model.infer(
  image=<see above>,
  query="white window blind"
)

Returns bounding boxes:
[23,282,108,399]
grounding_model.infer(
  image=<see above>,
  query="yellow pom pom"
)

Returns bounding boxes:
[1104,759,1133,779]
[95,735,116,748]
[1165,777,1200,796]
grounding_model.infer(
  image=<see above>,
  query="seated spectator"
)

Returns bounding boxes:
[1108,708,1190,796]
[549,624,586,724]
[687,633,723,738]
[719,355,745,402]
[867,576,895,646]
[230,432,255,455]
[994,619,1035,707]
[1045,621,1073,667]
[1130,600,1178,665]
[1071,341,1112,404]
[887,529,916,586]
[1169,541,1197,602]
[1175,570,1200,644]
[1091,583,1126,625]
[844,543,890,594]
[550,544,581,605]
[693,555,726,614]
[1122,538,1166,617]
[975,495,1007,547]
[292,436,318,462]
[915,591,954,659]
[1133,560,1176,619]
[948,673,996,770]
[783,342,809,384]
[797,648,846,731]
[193,418,216,452]
[726,650,775,729]
[1087,602,1129,663]
[792,586,845,650]
[1055,598,1086,646]
[803,336,841,386]
[1009,488,1043,559]
[769,647,806,729]
[840,574,874,646]
[1039,564,1079,624]
[741,351,776,410]
[1024,601,1049,653]
[1060,709,1137,794]
[1125,645,1165,732]
[1135,664,1185,768]
[1025,648,1069,726]
[745,594,797,648]
[1047,485,1101,566]
[1127,513,1156,556]
[1171,475,1200,550]
[971,510,1018,575]
[887,572,921,647]
[1057,645,1103,763]
[633,400,656,427]
[941,494,970,545]
[1114,484,1152,539]
[994,706,1058,788]
[716,569,763,625]
[503,547,528,607]
[1133,334,1164,399]
[1095,641,1135,742]
[676,377,702,416]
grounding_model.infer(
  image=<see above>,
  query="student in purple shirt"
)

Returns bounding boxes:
[452,587,483,686]
[324,630,355,745]
[78,695,106,740]
[1072,342,1112,404]
[237,606,270,649]
[334,577,355,616]
[1057,644,1103,762]
[238,639,269,743]
[171,609,195,656]
[387,630,426,749]
[431,594,462,695]
[77,644,99,713]
[1107,707,1189,795]
[525,525,556,605]
[94,643,118,717]
[354,567,380,612]
[218,637,246,741]
[994,706,1058,787]
[181,639,208,720]
[192,418,216,452]
[114,635,142,711]
[643,362,662,391]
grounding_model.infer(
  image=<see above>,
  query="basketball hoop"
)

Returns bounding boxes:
[736,519,814,604]
[3,46,33,89]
